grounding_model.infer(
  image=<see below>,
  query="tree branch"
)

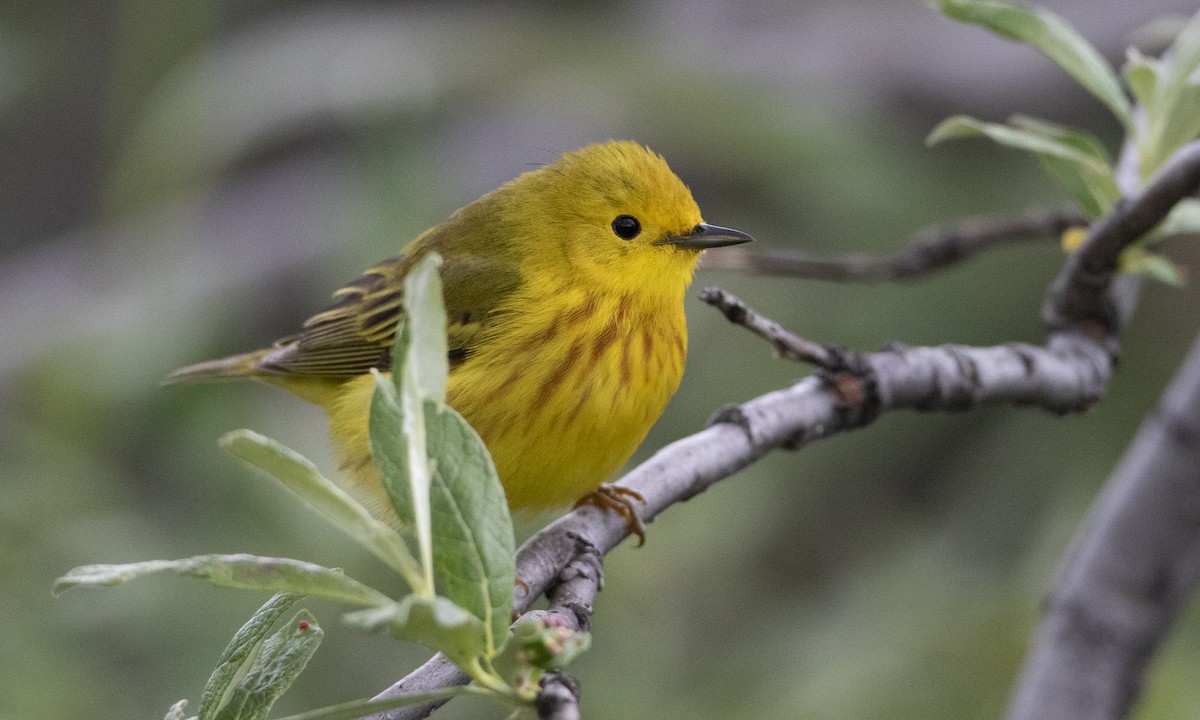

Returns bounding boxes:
[698,206,1085,282]
[1043,141,1200,339]
[1006,329,1200,720]
[536,674,582,720]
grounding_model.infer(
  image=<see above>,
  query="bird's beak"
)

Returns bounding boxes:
[657,223,754,250]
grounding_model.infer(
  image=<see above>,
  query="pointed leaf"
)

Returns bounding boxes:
[1123,46,1159,111]
[425,402,515,658]
[369,373,416,531]
[1008,114,1112,161]
[402,253,449,404]
[54,554,390,606]
[199,593,301,720]
[1141,10,1200,173]
[928,115,1119,215]
[1121,248,1185,286]
[1160,198,1200,237]
[928,115,1105,167]
[344,595,489,669]
[370,251,450,596]
[369,371,434,595]
[220,430,423,588]
[214,611,323,720]
[1007,115,1120,215]
[930,0,1131,127]
[1037,155,1111,217]
[164,700,193,720]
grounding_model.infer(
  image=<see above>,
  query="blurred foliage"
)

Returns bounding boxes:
[4,1,1200,719]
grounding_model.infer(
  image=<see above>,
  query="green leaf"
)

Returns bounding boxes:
[1160,198,1200,236]
[164,699,193,720]
[928,115,1103,165]
[369,371,434,595]
[214,610,323,720]
[1123,46,1159,111]
[370,251,450,596]
[1037,156,1111,217]
[1140,9,1200,174]
[1008,114,1112,161]
[269,689,469,720]
[54,554,390,606]
[930,0,1132,128]
[1121,248,1185,286]
[199,593,301,720]
[344,595,489,669]
[928,115,1119,216]
[402,253,449,404]
[491,619,592,701]
[369,373,417,531]
[509,619,591,672]
[425,402,515,658]
[220,430,424,589]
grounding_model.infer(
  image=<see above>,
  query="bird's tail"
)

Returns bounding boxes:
[165,350,269,384]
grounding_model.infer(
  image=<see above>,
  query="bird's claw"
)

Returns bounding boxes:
[574,483,647,546]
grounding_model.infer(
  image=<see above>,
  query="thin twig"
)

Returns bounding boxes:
[698,206,1086,282]
[697,287,845,369]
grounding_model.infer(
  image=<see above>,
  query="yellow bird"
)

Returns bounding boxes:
[170,141,751,535]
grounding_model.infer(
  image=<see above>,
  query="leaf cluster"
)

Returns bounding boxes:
[928,0,1200,284]
[55,255,580,719]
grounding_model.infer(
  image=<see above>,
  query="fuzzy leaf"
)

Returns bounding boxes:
[369,370,434,595]
[403,253,449,404]
[54,554,390,606]
[1120,248,1185,286]
[931,0,1132,127]
[369,372,416,531]
[1008,114,1112,161]
[1160,198,1200,237]
[164,700,193,720]
[199,593,301,720]
[1123,46,1159,111]
[928,115,1106,167]
[220,430,423,588]
[1140,10,1200,174]
[928,115,1119,215]
[344,595,489,669]
[425,401,515,657]
[214,611,323,720]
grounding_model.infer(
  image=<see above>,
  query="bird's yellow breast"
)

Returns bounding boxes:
[326,278,688,516]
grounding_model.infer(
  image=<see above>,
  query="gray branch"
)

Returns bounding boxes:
[698,205,1085,282]
[536,674,582,720]
[1006,330,1200,719]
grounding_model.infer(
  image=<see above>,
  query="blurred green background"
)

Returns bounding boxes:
[5,1,1200,718]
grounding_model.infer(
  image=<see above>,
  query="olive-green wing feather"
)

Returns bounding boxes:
[255,251,520,377]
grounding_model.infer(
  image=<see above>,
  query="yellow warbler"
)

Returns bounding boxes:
[170,141,751,532]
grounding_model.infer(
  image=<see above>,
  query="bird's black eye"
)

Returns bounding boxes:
[612,215,641,240]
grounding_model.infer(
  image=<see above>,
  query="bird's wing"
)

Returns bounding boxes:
[256,252,520,377]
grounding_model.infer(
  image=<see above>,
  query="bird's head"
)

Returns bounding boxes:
[500,141,752,290]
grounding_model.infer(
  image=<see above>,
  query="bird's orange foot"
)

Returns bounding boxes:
[574,483,647,546]
[511,577,531,622]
